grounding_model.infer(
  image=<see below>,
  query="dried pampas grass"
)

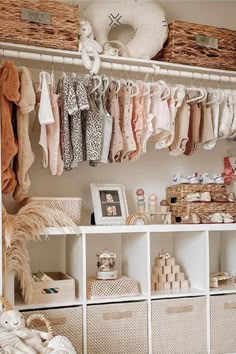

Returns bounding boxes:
[2,202,76,303]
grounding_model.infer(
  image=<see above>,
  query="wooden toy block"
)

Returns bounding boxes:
[172,265,180,274]
[163,265,172,274]
[163,282,171,290]
[159,274,167,283]
[181,280,189,289]
[166,257,175,267]
[176,272,185,282]
[171,281,180,290]
[156,282,171,290]
[155,258,165,267]
[151,281,156,291]
[152,266,163,275]
[167,273,175,282]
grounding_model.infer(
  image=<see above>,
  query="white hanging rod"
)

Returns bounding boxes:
[1,47,236,84]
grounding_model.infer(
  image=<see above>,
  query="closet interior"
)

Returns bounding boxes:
[1,1,236,353]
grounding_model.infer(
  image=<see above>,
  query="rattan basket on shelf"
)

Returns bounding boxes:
[24,197,82,225]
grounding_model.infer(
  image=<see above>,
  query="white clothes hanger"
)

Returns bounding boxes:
[90,75,102,94]
[185,87,206,104]
[157,79,171,100]
[130,81,140,98]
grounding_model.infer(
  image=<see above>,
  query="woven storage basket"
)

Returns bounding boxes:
[154,20,236,71]
[87,276,141,300]
[166,183,226,205]
[170,201,236,222]
[0,0,79,51]
[152,297,207,354]
[87,301,148,354]
[24,197,82,225]
[211,294,236,354]
[22,306,83,353]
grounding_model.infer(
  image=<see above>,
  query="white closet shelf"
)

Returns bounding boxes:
[151,288,206,299]
[210,284,236,295]
[15,295,83,311]
[43,223,236,236]
[86,294,148,305]
[0,41,236,82]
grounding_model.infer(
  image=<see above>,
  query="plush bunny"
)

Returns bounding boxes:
[78,18,102,75]
[0,310,52,354]
[0,325,35,354]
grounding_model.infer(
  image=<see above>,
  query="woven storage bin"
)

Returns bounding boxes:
[170,201,236,222]
[24,197,82,225]
[0,0,79,51]
[87,301,148,354]
[87,276,141,300]
[166,183,226,205]
[22,306,83,353]
[152,297,207,354]
[211,294,236,354]
[154,20,236,71]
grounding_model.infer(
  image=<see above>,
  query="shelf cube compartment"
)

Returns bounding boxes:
[209,231,236,293]
[87,301,148,354]
[150,231,208,296]
[211,294,236,353]
[86,232,148,299]
[152,297,208,353]
[22,306,83,353]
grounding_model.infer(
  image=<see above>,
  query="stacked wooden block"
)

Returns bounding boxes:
[151,254,189,291]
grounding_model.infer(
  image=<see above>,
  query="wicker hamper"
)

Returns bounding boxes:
[152,297,208,354]
[154,20,236,71]
[211,294,236,354]
[0,0,79,51]
[87,301,148,354]
[24,197,82,225]
[22,306,83,353]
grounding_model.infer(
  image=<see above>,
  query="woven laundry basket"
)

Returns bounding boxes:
[22,306,83,353]
[87,276,141,299]
[87,301,148,354]
[211,294,236,354]
[152,297,207,354]
[24,197,82,225]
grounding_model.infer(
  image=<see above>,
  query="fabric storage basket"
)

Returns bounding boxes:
[154,20,236,71]
[211,294,236,354]
[24,197,82,225]
[166,183,226,205]
[152,297,207,354]
[0,0,79,51]
[22,306,83,353]
[87,301,148,354]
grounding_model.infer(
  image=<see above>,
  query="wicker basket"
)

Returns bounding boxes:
[24,197,82,225]
[87,276,141,300]
[87,302,148,354]
[0,0,79,51]
[154,20,236,71]
[166,183,226,205]
[211,294,236,354]
[152,297,207,354]
[22,306,83,353]
[170,202,236,221]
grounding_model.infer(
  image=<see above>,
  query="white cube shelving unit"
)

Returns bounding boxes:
[5,224,236,353]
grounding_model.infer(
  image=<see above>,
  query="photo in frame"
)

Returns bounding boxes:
[90,184,129,225]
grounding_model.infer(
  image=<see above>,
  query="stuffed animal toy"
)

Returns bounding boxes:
[47,336,76,354]
[0,325,36,354]
[81,0,168,59]
[78,18,102,75]
[0,309,52,354]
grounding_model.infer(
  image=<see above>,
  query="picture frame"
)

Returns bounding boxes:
[90,183,129,225]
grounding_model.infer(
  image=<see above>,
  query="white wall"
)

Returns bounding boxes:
[3,1,236,225]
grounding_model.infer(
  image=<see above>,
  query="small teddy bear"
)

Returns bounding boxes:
[78,18,102,75]
[103,42,119,56]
